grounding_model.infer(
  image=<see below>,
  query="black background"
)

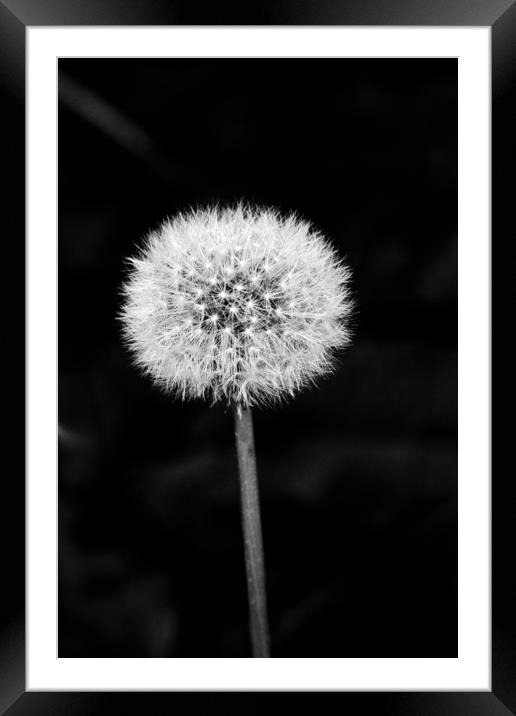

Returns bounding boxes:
[58,58,457,657]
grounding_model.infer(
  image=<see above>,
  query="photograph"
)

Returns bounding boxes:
[0,0,507,707]
[0,0,511,705]
[57,57,458,659]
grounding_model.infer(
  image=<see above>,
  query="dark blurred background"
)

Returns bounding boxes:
[58,58,457,657]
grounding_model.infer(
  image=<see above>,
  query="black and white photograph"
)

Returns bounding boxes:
[2,0,513,710]
[58,57,458,659]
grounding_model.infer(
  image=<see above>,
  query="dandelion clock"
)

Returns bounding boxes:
[120,204,353,657]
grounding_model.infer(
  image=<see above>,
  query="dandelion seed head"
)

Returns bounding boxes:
[120,204,354,407]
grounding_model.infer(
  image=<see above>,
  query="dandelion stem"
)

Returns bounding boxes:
[234,404,270,657]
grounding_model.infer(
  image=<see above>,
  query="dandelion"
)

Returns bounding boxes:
[119,204,354,656]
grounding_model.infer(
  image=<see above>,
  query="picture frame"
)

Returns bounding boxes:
[2,0,512,712]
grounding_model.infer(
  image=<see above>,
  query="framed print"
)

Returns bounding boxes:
[1,0,513,712]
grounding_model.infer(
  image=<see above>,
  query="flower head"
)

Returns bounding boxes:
[120,204,353,407]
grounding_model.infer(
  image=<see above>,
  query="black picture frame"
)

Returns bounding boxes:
[2,1,512,713]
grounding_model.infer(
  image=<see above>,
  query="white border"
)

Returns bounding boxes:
[27,27,490,691]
